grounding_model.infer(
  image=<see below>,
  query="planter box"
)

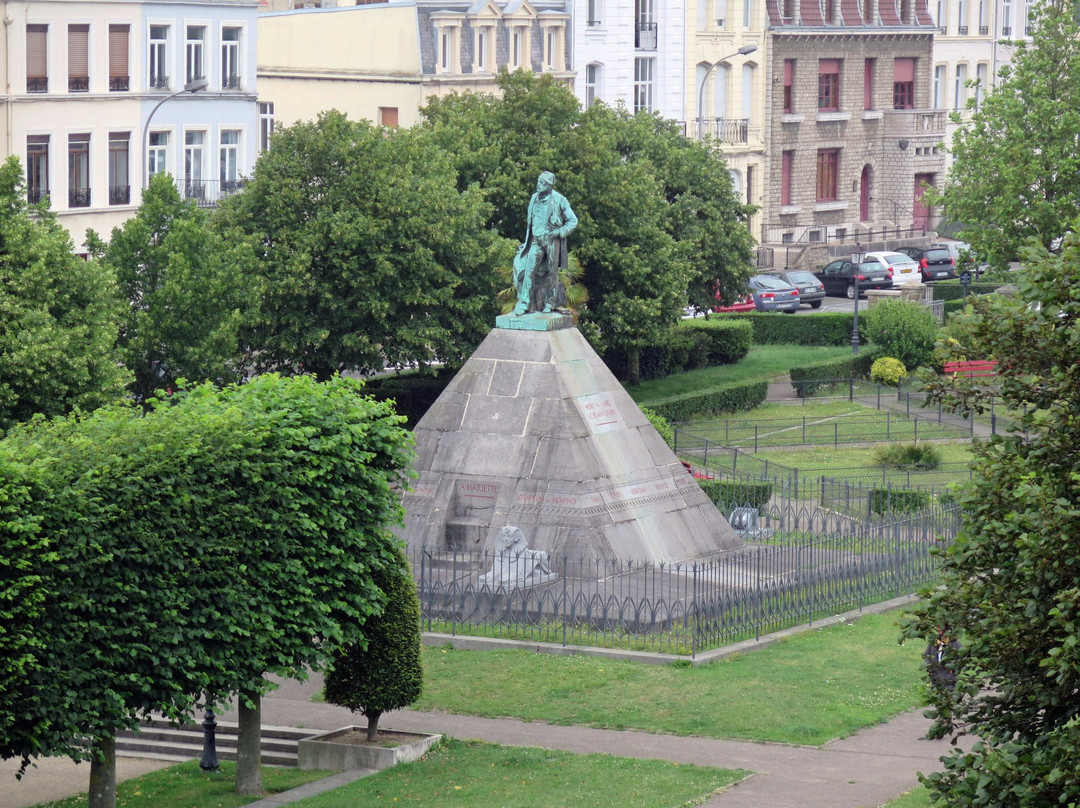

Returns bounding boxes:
[297,727,442,772]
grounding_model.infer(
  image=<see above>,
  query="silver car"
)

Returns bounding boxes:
[749,274,800,313]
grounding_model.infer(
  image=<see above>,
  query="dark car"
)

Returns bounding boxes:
[766,270,826,308]
[896,245,956,281]
[814,259,893,299]
[748,274,800,313]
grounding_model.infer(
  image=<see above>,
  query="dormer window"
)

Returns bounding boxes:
[431,14,464,74]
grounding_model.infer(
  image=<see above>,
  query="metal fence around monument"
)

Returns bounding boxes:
[406,501,956,657]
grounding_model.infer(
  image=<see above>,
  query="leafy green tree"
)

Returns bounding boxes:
[904,232,1080,806]
[86,173,259,403]
[0,375,414,805]
[861,299,938,369]
[0,156,127,430]
[324,543,423,742]
[217,111,512,381]
[422,71,755,384]
[933,0,1080,267]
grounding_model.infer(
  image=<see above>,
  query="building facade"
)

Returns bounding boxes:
[257,0,572,131]
[2,0,260,250]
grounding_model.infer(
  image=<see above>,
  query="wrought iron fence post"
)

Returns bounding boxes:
[561,556,568,646]
[451,548,458,637]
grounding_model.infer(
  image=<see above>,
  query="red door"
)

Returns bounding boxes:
[913,174,934,231]
[860,165,870,222]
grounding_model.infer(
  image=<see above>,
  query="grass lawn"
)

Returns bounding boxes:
[32,761,331,808]
[875,786,933,807]
[415,612,925,746]
[747,441,974,471]
[287,739,745,808]
[627,344,854,403]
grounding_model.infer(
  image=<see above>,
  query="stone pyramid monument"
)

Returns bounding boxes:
[399,315,741,565]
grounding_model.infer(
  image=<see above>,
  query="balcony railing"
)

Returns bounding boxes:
[958,24,968,34]
[223,74,241,89]
[938,25,947,34]
[178,178,247,208]
[150,74,170,89]
[109,185,131,205]
[881,108,947,135]
[979,25,989,34]
[27,189,48,205]
[69,187,91,208]
[110,76,130,91]
[27,77,48,93]
[1002,25,1011,35]
[1025,24,1033,35]
[69,76,89,92]
[700,117,751,144]
[635,21,658,50]
[587,18,601,26]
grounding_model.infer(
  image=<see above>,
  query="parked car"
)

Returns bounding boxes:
[862,251,922,285]
[813,259,893,299]
[748,274,800,313]
[712,292,755,313]
[895,245,956,281]
[766,270,826,308]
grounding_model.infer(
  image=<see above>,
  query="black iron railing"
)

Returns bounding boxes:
[110,76,130,91]
[27,77,48,93]
[110,185,131,205]
[69,187,91,208]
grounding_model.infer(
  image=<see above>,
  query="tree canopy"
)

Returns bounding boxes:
[934,0,1080,267]
[86,173,259,402]
[421,71,757,383]
[217,111,512,381]
[905,230,1080,806]
[0,157,127,430]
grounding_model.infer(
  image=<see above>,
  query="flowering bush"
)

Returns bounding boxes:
[870,356,908,387]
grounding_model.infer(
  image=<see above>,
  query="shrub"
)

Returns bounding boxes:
[870,357,908,387]
[324,543,423,741]
[861,300,938,369]
[868,488,931,515]
[677,318,753,364]
[873,442,942,470]
[711,312,854,346]
[697,478,773,509]
[641,407,675,450]
[642,380,768,420]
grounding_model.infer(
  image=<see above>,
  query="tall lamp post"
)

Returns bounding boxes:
[697,44,758,141]
[850,244,864,354]
[142,78,209,194]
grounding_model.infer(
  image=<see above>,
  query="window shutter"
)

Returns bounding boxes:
[27,25,48,79]
[893,57,915,82]
[109,25,129,78]
[69,24,89,78]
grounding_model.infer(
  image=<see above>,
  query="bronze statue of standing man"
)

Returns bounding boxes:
[512,172,578,315]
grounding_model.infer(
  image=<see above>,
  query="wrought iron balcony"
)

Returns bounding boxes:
[223,74,241,89]
[958,25,968,34]
[938,25,947,34]
[979,25,988,34]
[69,187,91,208]
[69,76,89,92]
[27,77,48,93]
[27,189,49,205]
[635,21,657,50]
[1002,25,1011,35]
[178,178,247,208]
[110,185,131,205]
[150,74,170,89]
[702,117,750,144]
[110,76,130,91]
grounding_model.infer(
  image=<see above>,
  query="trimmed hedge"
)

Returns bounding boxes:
[868,488,931,515]
[928,281,1002,303]
[788,351,879,397]
[606,319,753,381]
[677,318,753,364]
[698,479,773,509]
[711,312,855,346]
[641,380,768,421]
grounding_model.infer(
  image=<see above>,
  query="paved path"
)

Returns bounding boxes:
[4,663,950,808]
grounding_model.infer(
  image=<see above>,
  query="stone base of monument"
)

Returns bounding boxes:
[297,727,442,772]
[494,311,573,331]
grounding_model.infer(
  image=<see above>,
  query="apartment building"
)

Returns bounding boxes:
[257,0,572,131]
[2,0,260,250]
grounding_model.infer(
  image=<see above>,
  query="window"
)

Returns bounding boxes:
[816,148,839,202]
[741,64,753,120]
[185,131,205,201]
[587,0,602,25]
[475,27,493,71]
[222,27,241,88]
[68,24,89,92]
[956,0,966,30]
[27,24,48,93]
[585,63,600,109]
[783,0,795,18]
[27,136,49,204]
[954,63,967,110]
[68,134,90,208]
[936,0,946,25]
[744,0,753,26]
[978,0,988,31]
[697,0,708,28]
[633,57,654,112]
[823,0,836,22]
[933,64,946,107]
[900,0,912,23]
[818,59,840,111]
[713,63,729,120]
[220,130,240,194]
[149,25,169,88]
[975,62,988,107]
[109,25,130,91]
[148,131,169,177]
[540,21,566,71]
[781,150,794,206]
[1001,0,1011,35]
[863,0,874,22]
[109,133,130,205]
[864,58,875,110]
[893,57,915,109]
[511,26,527,68]
[186,25,205,84]
[378,107,399,127]
[259,102,275,152]
[783,60,794,113]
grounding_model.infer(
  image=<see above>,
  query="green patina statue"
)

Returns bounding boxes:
[512,171,578,315]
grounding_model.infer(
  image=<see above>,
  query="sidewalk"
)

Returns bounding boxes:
[5,664,949,808]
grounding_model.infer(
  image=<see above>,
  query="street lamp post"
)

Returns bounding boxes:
[850,244,864,354]
[142,78,209,194]
[696,44,758,141]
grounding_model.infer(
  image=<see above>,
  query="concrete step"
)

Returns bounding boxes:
[116,718,311,767]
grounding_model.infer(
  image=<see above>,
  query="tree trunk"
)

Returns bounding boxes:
[366,710,383,742]
[88,735,116,808]
[235,691,263,796]
[627,348,642,387]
